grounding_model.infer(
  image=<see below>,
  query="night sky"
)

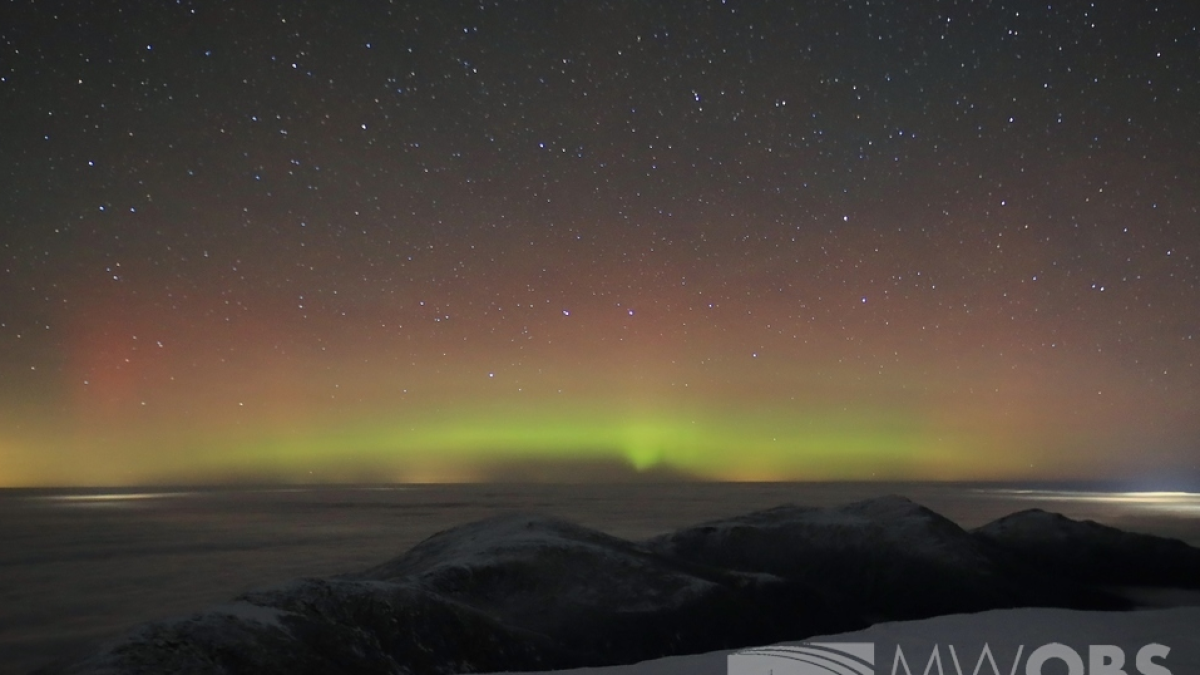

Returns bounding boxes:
[2,1,1199,486]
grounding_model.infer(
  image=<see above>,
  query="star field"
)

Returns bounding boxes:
[1,1,1198,485]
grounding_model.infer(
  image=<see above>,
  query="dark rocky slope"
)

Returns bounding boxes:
[643,495,1126,621]
[59,582,566,675]
[973,508,1200,588]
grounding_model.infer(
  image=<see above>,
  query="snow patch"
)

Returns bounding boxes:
[487,607,1200,675]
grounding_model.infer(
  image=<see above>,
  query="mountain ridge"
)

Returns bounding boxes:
[49,495,1200,675]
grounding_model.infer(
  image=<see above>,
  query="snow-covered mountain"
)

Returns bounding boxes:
[50,496,1200,675]
[351,513,847,664]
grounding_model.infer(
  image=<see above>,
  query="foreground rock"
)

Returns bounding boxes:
[54,497,1200,675]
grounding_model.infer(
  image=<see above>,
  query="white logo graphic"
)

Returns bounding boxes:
[729,643,875,675]
[728,642,1173,675]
